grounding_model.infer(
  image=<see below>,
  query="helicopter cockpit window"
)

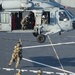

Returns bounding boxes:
[41,12,50,24]
[59,11,69,21]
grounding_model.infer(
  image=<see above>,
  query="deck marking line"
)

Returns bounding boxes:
[43,71,54,74]
[16,69,28,72]
[29,70,37,73]
[22,58,75,74]
[22,41,75,49]
[2,68,14,71]
[1,68,28,72]
[56,72,68,75]
[1,67,75,74]
[21,69,28,72]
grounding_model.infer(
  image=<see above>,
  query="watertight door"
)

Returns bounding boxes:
[0,12,11,31]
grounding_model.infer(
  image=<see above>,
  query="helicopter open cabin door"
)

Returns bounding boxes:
[0,12,11,31]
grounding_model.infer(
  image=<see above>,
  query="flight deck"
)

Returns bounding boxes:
[0,30,75,75]
[0,7,75,75]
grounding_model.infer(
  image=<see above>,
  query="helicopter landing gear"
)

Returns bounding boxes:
[33,32,38,37]
[59,32,61,35]
[37,34,46,43]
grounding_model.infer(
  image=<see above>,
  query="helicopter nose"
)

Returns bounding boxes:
[72,21,75,29]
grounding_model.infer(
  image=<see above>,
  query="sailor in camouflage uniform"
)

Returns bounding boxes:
[37,69,42,75]
[21,15,29,30]
[8,42,22,68]
[18,39,22,47]
[15,69,22,75]
[17,39,23,61]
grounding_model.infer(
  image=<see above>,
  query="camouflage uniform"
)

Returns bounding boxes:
[15,69,22,75]
[41,15,48,24]
[17,39,23,61]
[18,39,22,47]
[37,69,42,75]
[8,44,22,68]
[21,15,28,30]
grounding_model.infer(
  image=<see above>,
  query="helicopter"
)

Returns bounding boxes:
[0,0,75,43]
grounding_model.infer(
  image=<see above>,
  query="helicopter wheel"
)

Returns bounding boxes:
[33,32,38,37]
[37,34,46,43]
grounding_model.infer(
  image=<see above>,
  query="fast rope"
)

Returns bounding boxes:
[47,35,65,73]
